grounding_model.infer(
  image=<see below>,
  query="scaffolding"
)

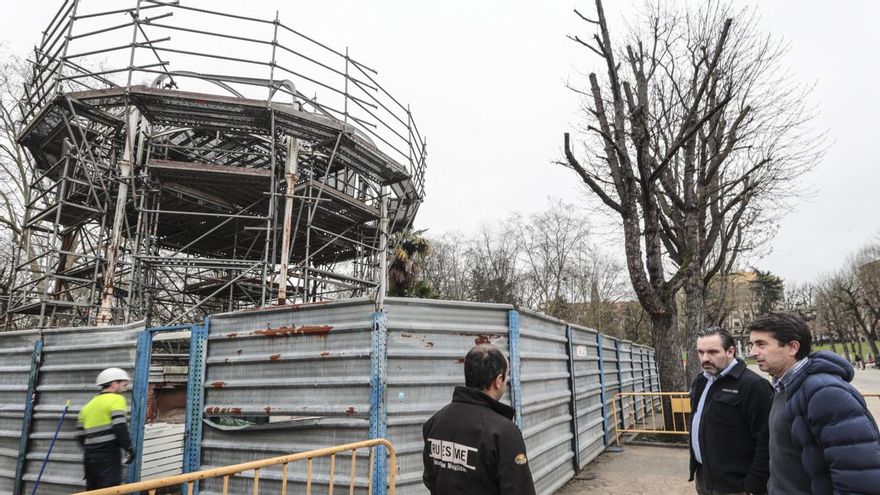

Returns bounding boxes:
[4,0,427,328]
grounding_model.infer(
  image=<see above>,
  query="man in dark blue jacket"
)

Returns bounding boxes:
[748,312,880,494]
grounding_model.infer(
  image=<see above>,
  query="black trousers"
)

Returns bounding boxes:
[84,448,122,490]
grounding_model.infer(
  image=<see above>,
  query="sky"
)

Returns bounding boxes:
[1,0,877,287]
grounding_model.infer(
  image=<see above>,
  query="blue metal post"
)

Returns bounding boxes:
[370,311,388,495]
[13,339,42,495]
[615,339,625,430]
[564,324,580,470]
[507,310,523,429]
[183,323,209,478]
[596,333,608,447]
[126,330,152,484]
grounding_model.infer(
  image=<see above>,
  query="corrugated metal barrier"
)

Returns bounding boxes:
[0,329,40,494]
[0,298,659,495]
[0,322,143,495]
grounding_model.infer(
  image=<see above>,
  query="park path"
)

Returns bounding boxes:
[557,444,690,494]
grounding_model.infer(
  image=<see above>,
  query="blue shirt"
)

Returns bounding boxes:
[692,358,739,464]
[771,357,809,393]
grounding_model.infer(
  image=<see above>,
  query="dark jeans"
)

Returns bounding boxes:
[84,448,122,490]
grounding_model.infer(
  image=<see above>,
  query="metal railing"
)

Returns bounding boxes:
[22,0,426,195]
[610,392,691,447]
[71,438,397,495]
[612,391,880,448]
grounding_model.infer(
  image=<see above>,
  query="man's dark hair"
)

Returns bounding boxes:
[697,327,736,352]
[748,312,812,359]
[464,344,508,390]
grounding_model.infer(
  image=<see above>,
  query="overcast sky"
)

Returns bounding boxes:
[1,1,877,287]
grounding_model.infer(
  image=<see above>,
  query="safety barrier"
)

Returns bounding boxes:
[611,392,691,447]
[612,391,880,448]
[70,438,397,495]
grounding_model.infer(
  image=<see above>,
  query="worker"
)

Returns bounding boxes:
[77,367,135,490]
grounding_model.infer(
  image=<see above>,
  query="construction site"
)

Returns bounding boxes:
[3,0,426,330]
[0,2,661,494]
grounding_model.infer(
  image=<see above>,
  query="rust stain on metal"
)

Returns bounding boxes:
[269,353,281,361]
[236,349,243,355]
[226,332,238,339]
[424,340,434,348]
[474,335,491,345]
[264,406,272,415]
[255,324,333,337]
[211,381,225,388]
[455,358,465,364]
[320,351,330,357]
[205,407,242,415]
[345,406,357,416]
[400,333,412,338]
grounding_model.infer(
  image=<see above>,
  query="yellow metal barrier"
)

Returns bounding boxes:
[611,392,691,447]
[72,438,397,495]
[611,391,880,448]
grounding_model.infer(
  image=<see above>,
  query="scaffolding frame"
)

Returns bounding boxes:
[4,0,426,328]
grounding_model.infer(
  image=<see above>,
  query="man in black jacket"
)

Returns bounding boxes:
[422,344,536,495]
[689,328,773,495]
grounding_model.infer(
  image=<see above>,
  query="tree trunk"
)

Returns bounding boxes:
[684,268,706,380]
[652,309,686,392]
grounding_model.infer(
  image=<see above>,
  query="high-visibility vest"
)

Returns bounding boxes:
[77,392,128,450]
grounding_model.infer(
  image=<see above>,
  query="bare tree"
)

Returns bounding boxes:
[562,0,821,389]
[467,221,523,304]
[422,231,470,300]
[0,53,43,319]
[515,201,592,314]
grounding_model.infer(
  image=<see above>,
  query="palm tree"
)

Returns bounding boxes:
[387,229,434,297]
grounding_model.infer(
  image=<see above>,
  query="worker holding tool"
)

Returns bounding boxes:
[77,367,135,490]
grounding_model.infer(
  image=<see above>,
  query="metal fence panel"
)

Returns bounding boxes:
[600,335,621,435]
[568,324,605,470]
[617,341,635,428]
[517,310,574,495]
[141,422,184,480]
[382,298,513,495]
[20,322,142,495]
[0,330,40,494]
[199,298,376,494]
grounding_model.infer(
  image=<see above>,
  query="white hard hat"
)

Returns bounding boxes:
[95,368,131,387]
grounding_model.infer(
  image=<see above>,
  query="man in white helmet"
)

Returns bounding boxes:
[77,367,135,489]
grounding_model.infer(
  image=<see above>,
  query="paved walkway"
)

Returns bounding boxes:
[558,444,690,494]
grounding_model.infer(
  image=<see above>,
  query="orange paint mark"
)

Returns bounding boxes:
[211,381,225,388]
[269,354,281,361]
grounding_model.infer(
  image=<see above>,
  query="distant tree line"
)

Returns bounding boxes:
[789,239,880,363]
[388,200,653,344]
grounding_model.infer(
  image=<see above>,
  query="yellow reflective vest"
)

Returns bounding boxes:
[77,392,131,451]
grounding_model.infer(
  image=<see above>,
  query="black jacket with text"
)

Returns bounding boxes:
[689,359,773,494]
[422,386,536,495]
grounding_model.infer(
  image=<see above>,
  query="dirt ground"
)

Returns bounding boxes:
[557,444,691,494]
